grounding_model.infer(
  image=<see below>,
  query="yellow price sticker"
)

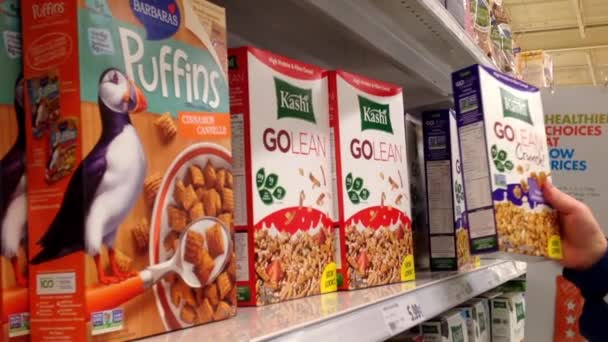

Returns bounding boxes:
[548,235,563,259]
[321,262,338,293]
[401,255,416,282]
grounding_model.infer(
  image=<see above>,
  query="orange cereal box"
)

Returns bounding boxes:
[1,0,30,339]
[21,0,234,340]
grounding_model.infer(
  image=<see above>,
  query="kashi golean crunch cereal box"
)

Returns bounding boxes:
[452,65,562,259]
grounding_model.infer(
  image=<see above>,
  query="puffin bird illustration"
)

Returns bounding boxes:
[31,68,148,284]
[0,77,28,287]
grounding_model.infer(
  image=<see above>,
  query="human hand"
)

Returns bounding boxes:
[543,181,607,270]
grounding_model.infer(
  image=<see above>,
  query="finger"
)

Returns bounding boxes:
[543,181,581,215]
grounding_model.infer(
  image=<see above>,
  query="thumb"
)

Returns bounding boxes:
[543,181,580,214]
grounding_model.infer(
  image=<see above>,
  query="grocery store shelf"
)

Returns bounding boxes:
[144,259,526,342]
[215,0,493,109]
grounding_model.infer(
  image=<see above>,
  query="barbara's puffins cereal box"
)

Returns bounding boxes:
[1,1,29,339]
[452,65,562,259]
[329,70,414,290]
[22,1,236,340]
[229,47,336,306]
[422,109,472,271]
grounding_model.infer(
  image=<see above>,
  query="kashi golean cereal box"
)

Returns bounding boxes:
[229,46,336,306]
[329,70,414,290]
[1,0,29,339]
[22,0,235,340]
[452,64,562,259]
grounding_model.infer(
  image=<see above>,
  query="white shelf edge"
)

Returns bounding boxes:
[142,259,525,342]
[268,259,526,342]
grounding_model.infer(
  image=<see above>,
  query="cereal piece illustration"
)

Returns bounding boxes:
[218,213,233,234]
[395,194,403,205]
[213,301,233,321]
[195,250,215,285]
[309,172,321,188]
[180,306,197,324]
[215,169,226,191]
[225,171,233,189]
[284,211,295,225]
[217,272,232,299]
[206,224,225,258]
[298,168,304,176]
[203,284,220,307]
[185,230,205,264]
[189,202,205,221]
[154,113,177,142]
[516,165,524,174]
[316,193,326,206]
[320,165,327,186]
[174,180,198,211]
[144,173,163,206]
[197,298,214,323]
[189,165,205,188]
[131,218,149,253]
[388,176,399,190]
[113,249,133,274]
[168,205,188,232]
[513,185,522,199]
[201,188,221,217]
[203,161,217,188]
[221,188,234,213]
[299,190,306,207]
[379,172,384,180]
[163,231,179,253]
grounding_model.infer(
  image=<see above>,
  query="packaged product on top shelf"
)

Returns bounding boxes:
[459,299,491,342]
[452,65,562,260]
[229,47,336,306]
[405,114,430,270]
[467,0,493,57]
[491,292,526,342]
[423,109,472,271]
[329,70,414,290]
[22,1,235,340]
[517,50,554,88]
[422,309,470,342]
[1,1,29,339]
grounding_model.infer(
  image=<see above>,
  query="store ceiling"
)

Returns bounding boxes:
[505,0,608,86]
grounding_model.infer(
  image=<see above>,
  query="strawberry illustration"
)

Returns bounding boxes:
[266,260,284,283]
[357,250,369,273]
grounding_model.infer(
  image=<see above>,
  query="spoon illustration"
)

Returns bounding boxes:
[86,217,231,316]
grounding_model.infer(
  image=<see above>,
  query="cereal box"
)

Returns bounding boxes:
[329,70,413,290]
[452,65,562,259]
[459,299,491,342]
[405,114,430,270]
[229,47,336,306]
[422,309,470,342]
[1,1,29,339]
[423,109,472,271]
[491,292,526,342]
[22,1,235,340]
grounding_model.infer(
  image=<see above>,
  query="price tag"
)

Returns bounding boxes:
[381,296,425,335]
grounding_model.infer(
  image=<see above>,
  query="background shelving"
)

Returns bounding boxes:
[217,0,493,110]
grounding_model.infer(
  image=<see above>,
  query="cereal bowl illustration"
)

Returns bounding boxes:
[344,206,412,289]
[253,206,334,305]
[149,143,235,328]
